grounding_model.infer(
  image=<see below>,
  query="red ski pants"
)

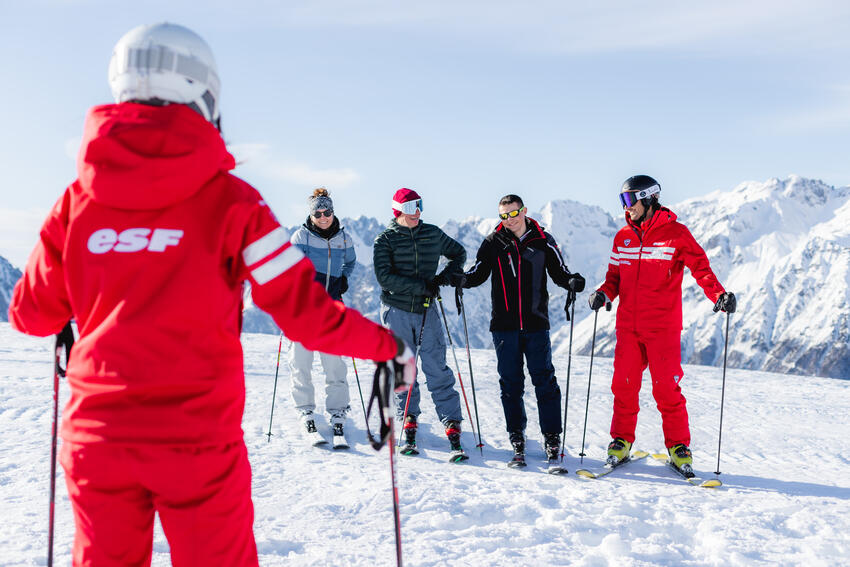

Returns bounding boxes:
[60,440,258,567]
[609,327,690,448]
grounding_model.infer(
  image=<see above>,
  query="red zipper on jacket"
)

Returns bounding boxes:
[514,241,523,330]
[497,257,510,312]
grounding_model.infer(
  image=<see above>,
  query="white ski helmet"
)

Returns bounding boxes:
[108,23,221,126]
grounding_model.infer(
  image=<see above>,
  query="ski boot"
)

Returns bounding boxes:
[544,433,567,474]
[330,411,348,450]
[508,430,527,468]
[668,444,693,475]
[606,437,631,465]
[400,415,419,455]
[446,420,469,463]
[543,433,561,460]
[301,411,327,446]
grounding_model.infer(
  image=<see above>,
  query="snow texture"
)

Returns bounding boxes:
[1,324,848,566]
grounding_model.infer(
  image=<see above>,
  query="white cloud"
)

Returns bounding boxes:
[228,143,360,188]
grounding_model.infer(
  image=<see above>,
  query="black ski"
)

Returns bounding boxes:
[449,448,469,463]
[399,443,419,456]
[507,454,527,468]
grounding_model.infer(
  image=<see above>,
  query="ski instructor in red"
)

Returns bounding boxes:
[588,175,736,474]
[8,23,414,566]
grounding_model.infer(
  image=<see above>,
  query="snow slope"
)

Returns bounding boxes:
[1,323,847,566]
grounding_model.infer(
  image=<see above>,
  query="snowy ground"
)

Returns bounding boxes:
[1,322,848,566]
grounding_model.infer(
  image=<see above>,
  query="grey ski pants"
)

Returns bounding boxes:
[381,303,463,425]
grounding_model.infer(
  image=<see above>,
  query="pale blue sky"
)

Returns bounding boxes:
[1,1,849,268]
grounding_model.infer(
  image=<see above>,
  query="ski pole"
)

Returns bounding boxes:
[49,322,74,567]
[398,297,429,447]
[559,291,576,462]
[578,307,603,464]
[351,357,372,438]
[265,333,284,442]
[714,311,731,476]
[387,411,403,567]
[436,293,480,452]
[366,362,403,566]
[457,287,484,454]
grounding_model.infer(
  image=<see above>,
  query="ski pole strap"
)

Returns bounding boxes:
[564,290,576,321]
[366,362,394,450]
[455,286,463,313]
[54,321,75,378]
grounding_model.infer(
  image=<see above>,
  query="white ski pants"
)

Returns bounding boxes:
[288,341,350,418]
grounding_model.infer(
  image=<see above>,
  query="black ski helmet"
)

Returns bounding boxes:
[620,175,661,209]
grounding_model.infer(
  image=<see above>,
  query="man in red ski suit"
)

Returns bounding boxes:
[8,23,413,567]
[588,175,736,470]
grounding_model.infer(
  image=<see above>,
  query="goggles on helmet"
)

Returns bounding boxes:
[394,199,423,215]
[619,184,660,208]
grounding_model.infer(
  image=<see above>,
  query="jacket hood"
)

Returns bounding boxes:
[76,103,236,210]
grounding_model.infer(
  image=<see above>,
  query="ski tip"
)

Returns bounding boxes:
[575,469,597,479]
[651,453,668,460]
[449,453,470,463]
[700,479,723,488]
[632,450,650,458]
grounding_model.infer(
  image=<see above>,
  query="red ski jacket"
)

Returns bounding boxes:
[9,103,396,446]
[598,207,725,332]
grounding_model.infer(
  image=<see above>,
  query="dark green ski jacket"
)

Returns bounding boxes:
[373,219,466,313]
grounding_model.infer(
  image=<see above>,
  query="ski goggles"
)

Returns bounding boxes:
[312,209,333,218]
[393,198,423,215]
[498,207,525,220]
[619,184,660,208]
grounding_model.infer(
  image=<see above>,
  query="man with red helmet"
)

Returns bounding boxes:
[587,175,736,475]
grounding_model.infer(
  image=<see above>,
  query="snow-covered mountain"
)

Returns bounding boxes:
[3,175,848,379]
[0,255,22,322]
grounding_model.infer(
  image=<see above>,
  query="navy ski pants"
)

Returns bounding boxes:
[492,329,562,436]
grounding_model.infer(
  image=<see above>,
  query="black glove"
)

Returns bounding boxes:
[339,276,349,295]
[588,290,607,311]
[713,292,736,314]
[448,272,467,288]
[55,321,75,378]
[424,278,440,298]
[567,273,585,293]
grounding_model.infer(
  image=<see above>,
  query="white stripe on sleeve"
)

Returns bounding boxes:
[251,246,305,285]
[242,227,291,267]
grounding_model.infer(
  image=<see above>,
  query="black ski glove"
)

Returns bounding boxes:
[339,276,348,296]
[713,292,736,314]
[448,272,467,288]
[588,291,607,311]
[567,273,586,293]
[424,278,439,298]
